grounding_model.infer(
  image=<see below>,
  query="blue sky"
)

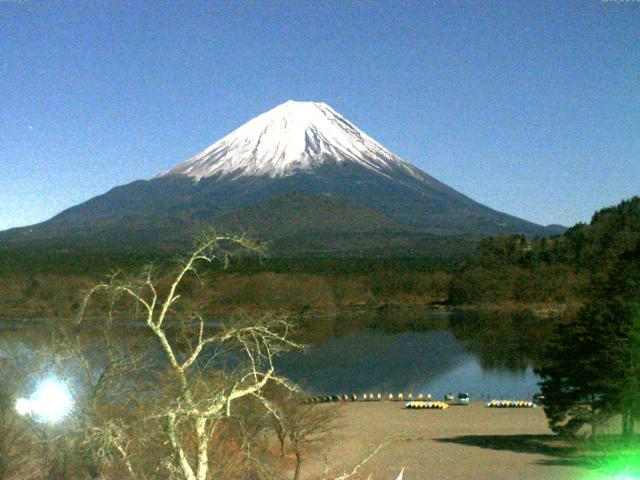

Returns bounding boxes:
[1,0,638,230]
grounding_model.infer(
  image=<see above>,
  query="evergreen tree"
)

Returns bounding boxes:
[536,241,640,436]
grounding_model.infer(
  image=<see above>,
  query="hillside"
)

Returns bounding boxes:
[0,101,559,255]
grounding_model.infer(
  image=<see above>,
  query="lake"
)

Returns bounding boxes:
[277,308,551,400]
[0,308,553,401]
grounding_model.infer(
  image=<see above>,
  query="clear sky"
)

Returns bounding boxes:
[1,0,638,231]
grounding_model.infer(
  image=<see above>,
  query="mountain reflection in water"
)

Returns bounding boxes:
[276,309,553,399]
[0,309,554,400]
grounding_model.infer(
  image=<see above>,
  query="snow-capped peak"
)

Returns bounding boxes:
[160,100,419,181]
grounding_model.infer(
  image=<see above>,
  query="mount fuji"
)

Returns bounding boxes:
[1,101,560,255]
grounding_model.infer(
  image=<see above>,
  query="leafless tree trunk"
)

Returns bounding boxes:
[79,233,302,480]
[293,450,302,480]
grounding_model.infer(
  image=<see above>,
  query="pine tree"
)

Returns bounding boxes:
[536,241,640,436]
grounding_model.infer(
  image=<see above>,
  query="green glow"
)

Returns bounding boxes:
[583,446,640,480]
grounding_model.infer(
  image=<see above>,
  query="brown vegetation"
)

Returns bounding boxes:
[0,235,387,480]
[0,270,453,318]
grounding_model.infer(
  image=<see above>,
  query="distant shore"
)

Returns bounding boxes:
[0,299,580,324]
[0,301,577,324]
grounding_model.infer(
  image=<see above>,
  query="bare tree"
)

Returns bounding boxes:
[47,320,155,479]
[79,234,303,480]
[267,392,337,480]
[289,404,336,480]
[321,440,394,480]
[0,345,34,479]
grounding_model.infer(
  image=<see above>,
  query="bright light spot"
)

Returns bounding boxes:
[15,398,31,415]
[15,377,74,424]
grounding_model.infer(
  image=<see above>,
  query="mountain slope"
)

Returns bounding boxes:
[159,100,424,181]
[0,101,559,255]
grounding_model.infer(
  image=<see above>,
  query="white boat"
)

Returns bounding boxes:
[448,392,470,405]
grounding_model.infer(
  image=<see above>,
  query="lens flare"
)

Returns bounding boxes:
[15,377,74,424]
[584,450,640,480]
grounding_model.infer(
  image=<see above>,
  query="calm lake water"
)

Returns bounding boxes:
[1,308,553,400]
[277,308,551,399]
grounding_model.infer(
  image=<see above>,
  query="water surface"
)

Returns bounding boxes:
[277,308,550,399]
[0,308,552,400]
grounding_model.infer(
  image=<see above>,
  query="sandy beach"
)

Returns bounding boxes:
[301,401,591,480]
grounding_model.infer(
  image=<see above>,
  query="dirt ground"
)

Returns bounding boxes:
[300,401,594,480]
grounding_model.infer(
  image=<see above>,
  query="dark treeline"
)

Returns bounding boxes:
[0,255,456,317]
[448,196,640,305]
[0,248,458,276]
[1,197,639,316]
[536,215,640,437]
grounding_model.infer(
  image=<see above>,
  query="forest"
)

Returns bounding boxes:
[0,197,638,317]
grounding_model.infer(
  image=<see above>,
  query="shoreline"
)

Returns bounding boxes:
[0,301,577,323]
[297,401,587,480]
[0,302,575,325]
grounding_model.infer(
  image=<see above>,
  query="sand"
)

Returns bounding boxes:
[301,401,591,480]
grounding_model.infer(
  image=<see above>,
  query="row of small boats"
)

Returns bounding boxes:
[304,393,469,404]
[304,395,539,409]
[304,393,438,403]
[405,401,449,409]
[486,400,537,408]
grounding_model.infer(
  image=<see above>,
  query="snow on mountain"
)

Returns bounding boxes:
[160,100,421,181]
[0,99,556,253]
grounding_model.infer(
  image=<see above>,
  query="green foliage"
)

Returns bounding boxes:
[3,196,639,313]
[536,236,640,435]
[448,196,640,305]
[450,197,640,434]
